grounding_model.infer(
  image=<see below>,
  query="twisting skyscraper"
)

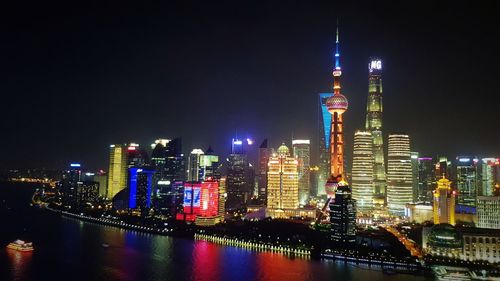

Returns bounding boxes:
[365,58,386,205]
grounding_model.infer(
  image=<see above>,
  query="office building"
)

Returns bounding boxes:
[411,152,419,202]
[480,158,499,196]
[176,179,221,225]
[107,144,128,200]
[226,138,254,210]
[266,144,299,211]
[128,167,154,214]
[187,148,204,181]
[330,183,356,245]
[126,143,148,168]
[318,93,334,196]
[351,131,374,212]
[61,163,82,208]
[365,58,387,202]
[433,176,456,225]
[387,134,413,216]
[456,156,479,207]
[292,139,311,205]
[199,146,220,180]
[257,139,273,204]
[477,196,500,229]
[417,157,435,203]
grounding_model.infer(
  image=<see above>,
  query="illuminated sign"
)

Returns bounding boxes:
[369,60,382,71]
[183,187,200,207]
[459,158,471,163]
[157,180,171,185]
[233,140,242,145]
[292,140,310,145]
[246,138,253,145]
[70,163,81,168]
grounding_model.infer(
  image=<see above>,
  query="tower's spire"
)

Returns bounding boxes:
[335,19,340,70]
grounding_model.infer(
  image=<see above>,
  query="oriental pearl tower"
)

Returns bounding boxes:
[325,25,349,198]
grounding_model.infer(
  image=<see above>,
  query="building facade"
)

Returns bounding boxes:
[351,131,374,212]
[107,144,128,200]
[318,93,334,196]
[477,196,500,229]
[433,176,456,225]
[292,139,311,205]
[387,134,413,216]
[257,139,273,204]
[456,156,479,207]
[266,144,299,210]
[365,58,387,204]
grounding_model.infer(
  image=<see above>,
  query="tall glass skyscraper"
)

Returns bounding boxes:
[387,134,413,216]
[351,131,374,212]
[258,139,273,204]
[107,144,127,200]
[292,139,311,205]
[365,58,387,204]
[411,152,419,202]
[226,138,254,210]
[417,157,435,203]
[318,92,333,196]
[456,156,479,207]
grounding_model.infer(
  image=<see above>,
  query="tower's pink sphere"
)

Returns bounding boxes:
[327,94,348,114]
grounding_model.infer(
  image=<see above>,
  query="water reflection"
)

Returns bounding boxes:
[6,249,32,281]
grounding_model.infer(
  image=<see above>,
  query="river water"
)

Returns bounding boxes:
[0,183,430,281]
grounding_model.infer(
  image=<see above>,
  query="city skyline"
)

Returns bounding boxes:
[2,2,499,172]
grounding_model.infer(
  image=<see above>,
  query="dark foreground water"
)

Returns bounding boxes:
[0,183,430,281]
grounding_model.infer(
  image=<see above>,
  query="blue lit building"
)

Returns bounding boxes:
[318,93,333,196]
[128,167,155,213]
[456,156,479,207]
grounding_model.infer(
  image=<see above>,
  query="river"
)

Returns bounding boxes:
[0,182,430,281]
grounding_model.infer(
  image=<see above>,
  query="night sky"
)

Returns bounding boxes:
[1,1,499,170]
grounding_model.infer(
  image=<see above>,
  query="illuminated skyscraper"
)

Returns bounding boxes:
[456,156,479,207]
[292,139,311,205]
[365,58,387,203]
[187,148,204,181]
[318,92,334,195]
[417,157,435,203]
[477,196,500,229]
[267,144,299,210]
[226,138,254,210]
[387,134,413,216]
[258,139,273,204]
[199,146,220,180]
[411,152,419,202]
[480,158,499,196]
[107,144,127,200]
[128,167,155,214]
[351,131,374,212]
[126,143,148,168]
[433,176,456,225]
[61,163,82,208]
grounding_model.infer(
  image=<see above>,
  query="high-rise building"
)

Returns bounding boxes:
[153,138,186,216]
[411,152,419,202]
[267,144,299,210]
[126,143,148,168]
[435,156,452,180]
[477,196,500,229]
[176,179,221,225]
[128,167,155,213]
[480,158,499,196]
[330,184,356,245]
[151,141,168,211]
[257,139,273,204]
[417,157,435,203]
[61,163,82,208]
[351,131,374,212]
[199,147,220,181]
[187,148,204,181]
[292,140,311,205]
[387,134,413,216]
[107,144,127,200]
[93,172,107,199]
[365,58,387,204]
[226,138,253,210]
[318,92,334,196]
[456,156,479,207]
[433,176,456,225]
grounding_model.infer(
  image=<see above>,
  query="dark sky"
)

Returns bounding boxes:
[1,1,499,170]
